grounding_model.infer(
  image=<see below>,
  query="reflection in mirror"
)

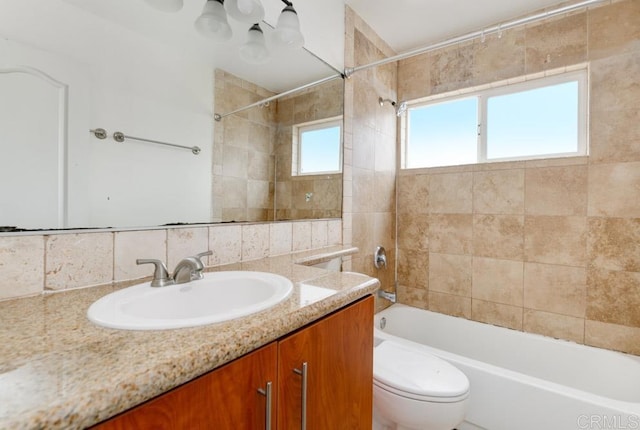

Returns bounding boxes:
[0,0,343,232]
[213,71,343,222]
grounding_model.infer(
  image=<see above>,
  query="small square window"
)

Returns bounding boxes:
[293,117,342,176]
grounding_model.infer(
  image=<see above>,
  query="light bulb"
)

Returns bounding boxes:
[143,0,183,13]
[239,24,270,64]
[195,0,232,41]
[224,0,264,24]
[271,4,304,49]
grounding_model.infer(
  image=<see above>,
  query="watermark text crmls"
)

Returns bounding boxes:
[577,414,640,429]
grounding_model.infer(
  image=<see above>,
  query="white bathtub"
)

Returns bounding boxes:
[374,304,640,430]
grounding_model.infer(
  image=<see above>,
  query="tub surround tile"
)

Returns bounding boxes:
[398,174,429,214]
[398,214,429,251]
[429,253,472,297]
[398,249,429,290]
[524,12,587,73]
[473,215,524,260]
[591,52,640,113]
[588,0,640,60]
[524,263,586,318]
[588,162,640,218]
[428,172,473,214]
[473,169,524,215]
[429,291,472,319]
[589,109,640,163]
[396,284,429,311]
[585,319,640,355]
[588,217,640,272]
[0,236,45,300]
[523,309,585,344]
[524,216,587,267]
[587,267,640,328]
[474,30,526,85]
[472,257,523,306]
[45,233,113,291]
[524,165,588,216]
[114,230,167,281]
[472,299,523,331]
[428,214,473,255]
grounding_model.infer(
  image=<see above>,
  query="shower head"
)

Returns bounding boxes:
[378,97,407,117]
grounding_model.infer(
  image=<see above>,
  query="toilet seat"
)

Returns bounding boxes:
[374,340,470,403]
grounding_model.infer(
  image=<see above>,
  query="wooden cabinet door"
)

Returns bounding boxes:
[277,296,373,430]
[94,342,277,430]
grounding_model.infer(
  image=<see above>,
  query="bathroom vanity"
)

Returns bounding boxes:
[94,296,373,429]
[0,246,378,429]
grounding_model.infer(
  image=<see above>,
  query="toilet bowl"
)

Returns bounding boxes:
[373,340,470,430]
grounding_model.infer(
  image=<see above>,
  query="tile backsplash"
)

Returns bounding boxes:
[0,219,342,301]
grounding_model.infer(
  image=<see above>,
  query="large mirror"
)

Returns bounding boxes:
[0,0,343,232]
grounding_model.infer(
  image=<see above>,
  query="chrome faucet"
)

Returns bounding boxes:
[137,251,212,287]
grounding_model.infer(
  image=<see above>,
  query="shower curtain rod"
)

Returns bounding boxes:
[343,0,608,78]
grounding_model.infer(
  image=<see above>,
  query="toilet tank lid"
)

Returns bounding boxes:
[374,340,470,398]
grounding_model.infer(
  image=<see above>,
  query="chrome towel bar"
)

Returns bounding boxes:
[90,128,201,155]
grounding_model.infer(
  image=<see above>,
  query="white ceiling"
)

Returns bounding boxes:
[345,0,569,53]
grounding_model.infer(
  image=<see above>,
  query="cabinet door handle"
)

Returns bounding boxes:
[293,362,308,430]
[257,381,273,430]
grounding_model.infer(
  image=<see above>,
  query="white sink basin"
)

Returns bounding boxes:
[87,271,293,330]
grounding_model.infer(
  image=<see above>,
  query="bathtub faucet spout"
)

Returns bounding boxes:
[378,289,396,303]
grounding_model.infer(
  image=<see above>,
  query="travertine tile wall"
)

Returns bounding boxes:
[343,7,397,309]
[273,79,344,220]
[0,219,342,300]
[213,69,277,222]
[395,0,640,354]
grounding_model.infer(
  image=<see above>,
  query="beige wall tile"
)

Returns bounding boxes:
[398,248,429,290]
[589,109,640,163]
[473,215,524,260]
[474,29,526,84]
[114,230,167,281]
[241,224,269,261]
[429,291,472,319]
[585,319,640,355]
[587,267,640,327]
[167,227,209,269]
[397,284,429,310]
[428,172,473,214]
[525,165,588,216]
[473,169,524,215]
[398,174,429,214]
[292,222,312,252]
[524,216,587,267]
[524,309,584,344]
[591,52,640,112]
[588,217,640,272]
[45,233,113,290]
[429,214,473,255]
[311,221,328,248]
[472,299,523,330]
[472,257,523,306]
[398,54,431,101]
[430,42,476,94]
[374,172,396,213]
[398,213,429,251]
[525,12,587,73]
[352,213,375,258]
[588,0,640,60]
[352,167,375,214]
[269,223,292,256]
[327,219,342,245]
[0,236,44,300]
[588,162,640,218]
[209,225,241,265]
[524,263,586,318]
[374,212,395,251]
[429,253,472,297]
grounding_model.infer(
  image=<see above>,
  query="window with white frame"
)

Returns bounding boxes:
[402,69,588,169]
[292,117,342,176]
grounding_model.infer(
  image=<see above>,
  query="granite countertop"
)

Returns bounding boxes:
[0,246,379,430]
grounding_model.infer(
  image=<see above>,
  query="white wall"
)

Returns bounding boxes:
[0,0,213,229]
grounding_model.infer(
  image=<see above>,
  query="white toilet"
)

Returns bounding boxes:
[373,340,470,430]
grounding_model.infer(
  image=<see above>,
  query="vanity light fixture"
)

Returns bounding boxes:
[143,0,184,13]
[239,23,270,64]
[271,0,304,49]
[194,0,232,41]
